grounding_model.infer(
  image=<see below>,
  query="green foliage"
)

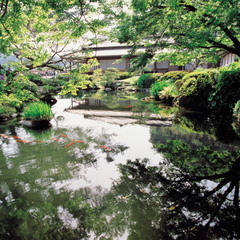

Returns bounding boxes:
[219,60,240,72]
[0,102,17,119]
[22,101,53,121]
[208,69,240,114]
[26,73,44,85]
[174,69,219,109]
[98,67,119,88]
[233,100,240,121]
[159,84,178,101]
[155,140,237,176]
[150,80,172,99]
[162,71,189,82]
[55,73,72,82]
[117,71,131,80]
[59,59,99,95]
[179,70,219,96]
[5,74,39,103]
[137,73,162,88]
[111,0,240,67]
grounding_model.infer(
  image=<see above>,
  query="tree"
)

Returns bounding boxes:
[0,1,110,70]
[110,0,240,67]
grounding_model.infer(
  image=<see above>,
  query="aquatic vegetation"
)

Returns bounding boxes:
[22,101,53,121]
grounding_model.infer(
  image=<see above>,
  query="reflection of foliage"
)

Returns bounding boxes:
[155,140,237,176]
[131,102,152,124]
[173,111,240,144]
[107,142,240,239]
[148,102,178,118]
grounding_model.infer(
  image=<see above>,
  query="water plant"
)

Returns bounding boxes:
[22,101,53,121]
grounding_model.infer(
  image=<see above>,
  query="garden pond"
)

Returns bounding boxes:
[0,90,239,239]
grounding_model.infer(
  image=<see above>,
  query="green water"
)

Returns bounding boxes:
[0,91,239,239]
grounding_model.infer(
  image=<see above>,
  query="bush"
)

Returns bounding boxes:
[180,69,219,95]
[162,71,189,82]
[26,73,44,86]
[99,67,119,88]
[22,101,53,121]
[6,74,39,103]
[176,69,219,109]
[233,100,240,121]
[117,71,131,80]
[159,84,178,103]
[55,73,71,82]
[150,80,172,99]
[208,69,240,114]
[137,73,162,88]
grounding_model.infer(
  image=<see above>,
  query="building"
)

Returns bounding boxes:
[83,42,183,73]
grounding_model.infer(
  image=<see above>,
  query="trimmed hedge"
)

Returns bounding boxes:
[208,69,240,114]
[175,69,219,110]
[162,71,189,82]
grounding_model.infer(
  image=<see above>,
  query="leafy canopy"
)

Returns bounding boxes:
[111,0,240,67]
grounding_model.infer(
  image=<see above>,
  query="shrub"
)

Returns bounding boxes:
[22,101,53,121]
[150,80,172,99]
[137,73,162,88]
[159,84,178,102]
[99,67,119,88]
[6,74,39,102]
[26,73,44,86]
[208,69,240,114]
[55,73,71,82]
[162,71,189,82]
[0,103,17,119]
[117,71,131,80]
[176,69,219,109]
[233,100,240,121]
[9,74,39,93]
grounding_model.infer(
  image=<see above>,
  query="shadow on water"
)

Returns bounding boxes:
[0,90,239,239]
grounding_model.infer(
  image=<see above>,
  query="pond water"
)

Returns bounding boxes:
[0,90,239,239]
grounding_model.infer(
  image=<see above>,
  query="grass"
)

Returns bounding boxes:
[22,101,53,121]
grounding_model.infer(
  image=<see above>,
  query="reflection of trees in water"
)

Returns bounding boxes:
[0,186,109,239]
[150,111,240,151]
[173,110,240,143]
[0,125,128,239]
[102,141,239,239]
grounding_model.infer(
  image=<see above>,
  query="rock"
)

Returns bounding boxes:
[20,119,52,129]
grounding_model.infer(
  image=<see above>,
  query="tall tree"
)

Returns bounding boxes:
[110,0,240,67]
[0,0,110,70]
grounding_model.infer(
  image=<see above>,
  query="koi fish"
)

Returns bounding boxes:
[99,145,112,151]
[16,140,31,143]
[125,105,134,108]
[51,138,60,141]
[60,134,68,137]
[0,134,9,138]
[64,142,75,148]
[12,136,22,139]
[121,196,130,200]
[34,140,44,143]
[72,139,85,143]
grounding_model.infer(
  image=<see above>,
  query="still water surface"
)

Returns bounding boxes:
[0,91,239,239]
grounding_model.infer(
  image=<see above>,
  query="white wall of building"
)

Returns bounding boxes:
[100,59,126,70]
[220,53,235,67]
